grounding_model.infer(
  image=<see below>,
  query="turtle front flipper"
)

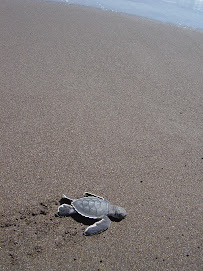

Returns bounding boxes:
[84,192,104,200]
[83,216,111,236]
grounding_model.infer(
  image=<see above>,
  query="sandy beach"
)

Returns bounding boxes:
[0,0,202,270]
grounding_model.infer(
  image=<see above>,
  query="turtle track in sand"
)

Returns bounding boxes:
[0,199,85,269]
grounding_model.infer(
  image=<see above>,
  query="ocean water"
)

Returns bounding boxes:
[45,0,203,30]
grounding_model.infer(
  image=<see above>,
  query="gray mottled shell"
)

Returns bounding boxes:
[72,197,109,219]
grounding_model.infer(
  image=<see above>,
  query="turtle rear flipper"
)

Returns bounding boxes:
[63,194,75,202]
[59,195,74,205]
[83,216,111,236]
[58,204,76,216]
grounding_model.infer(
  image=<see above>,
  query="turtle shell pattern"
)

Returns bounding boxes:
[72,197,109,219]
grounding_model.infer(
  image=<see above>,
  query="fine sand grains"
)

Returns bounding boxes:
[0,0,203,270]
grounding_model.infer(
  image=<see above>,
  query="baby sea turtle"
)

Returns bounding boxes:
[57,192,127,236]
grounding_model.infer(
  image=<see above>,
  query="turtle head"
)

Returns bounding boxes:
[109,205,127,220]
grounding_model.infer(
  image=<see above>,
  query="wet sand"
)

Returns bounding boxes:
[0,0,202,270]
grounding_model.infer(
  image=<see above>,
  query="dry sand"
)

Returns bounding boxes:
[0,0,202,270]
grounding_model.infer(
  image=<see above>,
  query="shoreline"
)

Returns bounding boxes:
[44,0,203,31]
